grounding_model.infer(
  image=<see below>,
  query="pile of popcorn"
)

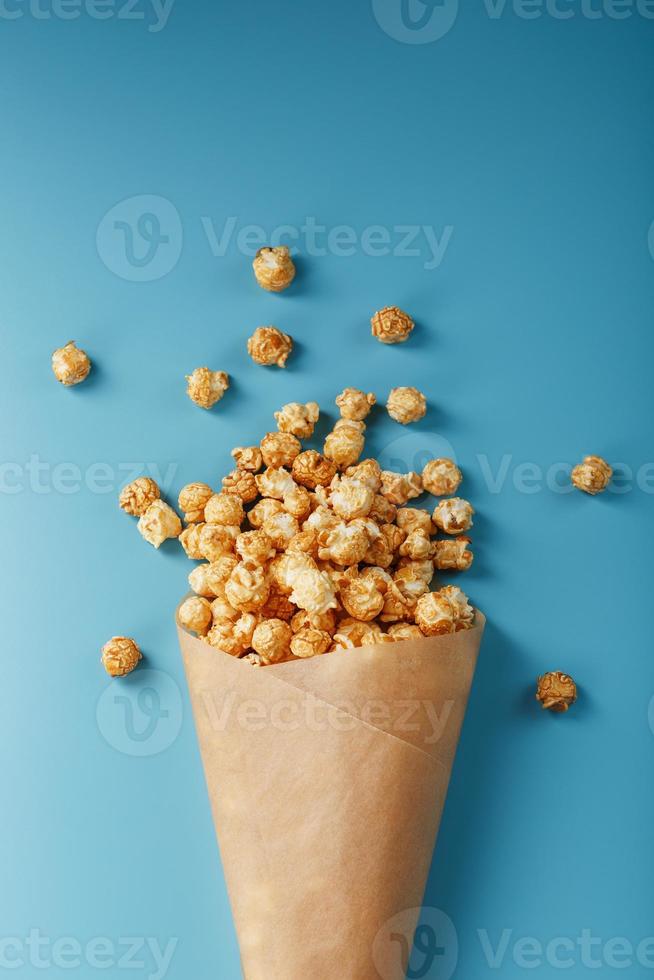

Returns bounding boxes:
[152,386,478,666]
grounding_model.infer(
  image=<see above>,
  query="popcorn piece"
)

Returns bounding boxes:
[243,652,264,666]
[210,596,240,622]
[137,500,182,548]
[248,497,284,528]
[380,582,415,623]
[434,537,473,571]
[371,306,414,345]
[396,507,433,536]
[441,585,474,629]
[256,466,296,499]
[252,245,296,292]
[369,494,397,524]
[225,562,270,613]
[186,367,229,409]
[340,576,385,622]
[318,520,372,566]
[571,455,612,495]
[363,523,404,568]
[415,591,457,636]
[536,671,578,712]
[303,504,340,535]
[101,636,141,677]
[292,451,337,490]
[275,401,320,439]
[262,511,300,550]
[289,567,338,616]
[52,340,91,386]
[290,628,332,659]
[208,613,258,657]
[230,446,263,473]
[345,459,382,492]
[380,470,423,505]
[399,529,435,561]
[204,492,245,526]
[199,522,239,561]
[324,420,366,468]
[252,618,293,665]
[178,596,212,635]
[260,586,297,622]
[119,477,160,517]
[393,564,432,604]
[291,608,337,635]
[330,476,375,520]
[270,552,318,594]
[422,458,462,497]
[358,623,387,646]
[287,528,320,560]
[235,529,276,565]
[335,387,376,421]
[247,326,293,368]
[260,431,302,469]
[387,386,427,425]
[282,484,311,520]
[432,498,474,535]
[387,624,424,642]
[179,523,205,559]
[178,482,213,523]
[332,618,374,649]
[189,558,238,598]
[222,469,259,503]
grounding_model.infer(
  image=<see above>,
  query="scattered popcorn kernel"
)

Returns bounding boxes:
[422,458,462,497]
[208,613,258,657]
[380,470,423,505]
[434,537,473,571]
[536,671,578,712]
[335,387,376,421]
[324,419,366,468]
[137,500,182,549]
[248,498,284,528]
[231,446,263,473]
[204,492,245,527]
[399,529,435,561]
[341,577,385,621]
[387,386,427,425]
[222,468,259,503]
[387,623,424,642]
[52,340,91,386]
[256,466,296,500]
[199,522,239,561]
[235,529,276,565]
[282,484,311,520]
[396,507,433,536]
[345,459,382,493]
[260,431,302,469]
[330,476,375,520]
[179,523,205,559]
[289,567,338,616]
[275,401,320,439]
[290,628,332,659]
[432,498,474,535]
[371,306,414,345]
[178,482,213,523]
[101,636,141,677]
[252,618,293,665]
[225,562,270,613]
[178,596,213,635]
[252,245,296,292]
[415,591,457,636]
[292,451,338,490]
[119,477,160,517]
[247,326,293,368]
[571,455,612,495]
[186,367,229,409]
[262,511,299,550]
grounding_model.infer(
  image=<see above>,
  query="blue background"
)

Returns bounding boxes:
[2,1,654,977]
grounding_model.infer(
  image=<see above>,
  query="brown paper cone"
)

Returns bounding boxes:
[178,610,485,980]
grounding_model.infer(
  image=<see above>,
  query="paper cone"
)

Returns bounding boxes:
[178,610,485,980]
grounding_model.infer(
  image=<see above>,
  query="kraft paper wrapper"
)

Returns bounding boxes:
[177,609,485,980]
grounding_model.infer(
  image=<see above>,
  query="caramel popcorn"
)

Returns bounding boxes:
[335,387,376,421]
[210,595,240,621]
[290,628,332,659]
[252,245,296,292]
[199,522,239,561]
[189,558,238,598]
[252,618,293,665]
[178,596,212,635]
[235,529,276,565]
[222,469,259,503]
[247,326,293,368]
[363,523,403,568]
[101,636,141,677]
[332,618,375,649]
[387,623,424,642]
[205,492,245,527]
[341,577,385,622]
[571,455,612,495]
[186,367,229,409]
[282,484,311,520]
[380,470,422,505]
[393,563,432,603]
[441,585,474,629]
[137,500,182,548]
[434,537,473,571]
[345,459,382,492]
[415,590,458,636]
[52,340,91,386]
[287,528,320,559]
[225,562,270,613]
[324,420,366,468]
[178,482,213,523]
[260,586,297,622]
[292,451,337,490]
[387,386,426,425]
[248,497,284,528]
[256,466,296,499]
[230,446,263,473]
[318,520,372,566]
[179,523,205,559]
[270,552,317,594]
[291,608,337,635]
[289,567,338,616]
[369,494,397,524]
[260,431,302,469]
[274,401,320,439]
[536,671,578,712]
[432,498,474,535]
[119,477,160,517]
[330,476,375,520]
[262,511,299,549]
[396,507,433,536]
[422,458,462,497]
[399,529,435,561]
[371,306,414,345]
[208,613,258,657]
